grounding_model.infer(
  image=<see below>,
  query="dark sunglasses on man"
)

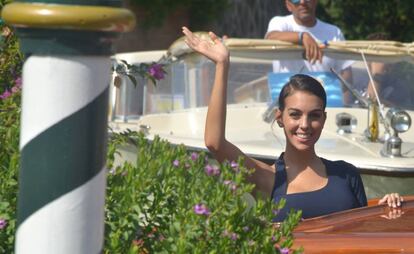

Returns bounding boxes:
[289,0,311,5]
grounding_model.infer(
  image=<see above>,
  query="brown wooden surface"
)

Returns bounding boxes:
[292,196,414,253]
[293,232,414,254]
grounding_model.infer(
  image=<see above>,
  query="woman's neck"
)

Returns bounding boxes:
[283,145,320,170]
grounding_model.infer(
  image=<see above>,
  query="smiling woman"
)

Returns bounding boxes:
[181,26,404,222]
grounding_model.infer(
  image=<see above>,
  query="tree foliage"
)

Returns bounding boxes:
[317,0,414,41]
[130,0,230,29]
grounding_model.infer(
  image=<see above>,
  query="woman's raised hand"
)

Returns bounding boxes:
[182,26,229,64]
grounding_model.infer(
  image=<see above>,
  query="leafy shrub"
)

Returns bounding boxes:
[0,8,301,252]
[0,12,22,253]
[0,91,20,253]
[105,130,302,253]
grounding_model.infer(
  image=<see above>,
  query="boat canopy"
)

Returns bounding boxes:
[167,32,414,63]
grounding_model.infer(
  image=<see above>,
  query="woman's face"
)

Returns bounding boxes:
[276,90,326,152]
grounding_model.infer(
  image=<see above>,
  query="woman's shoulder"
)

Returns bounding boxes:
[321,157,359,176]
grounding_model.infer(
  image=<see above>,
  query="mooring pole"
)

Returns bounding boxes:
[1,1,135,253]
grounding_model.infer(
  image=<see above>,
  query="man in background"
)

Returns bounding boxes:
[365,33,413,109]
[265,0,353,104]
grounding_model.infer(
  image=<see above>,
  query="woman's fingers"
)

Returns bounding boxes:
[378,193,403,207]
[378,195,388,205]
[182,27,229,64]
[394,193,401,207]
[182,26,193,41]
[208,31,221,45]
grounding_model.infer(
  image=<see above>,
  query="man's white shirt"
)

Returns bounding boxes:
[266,15,351,73]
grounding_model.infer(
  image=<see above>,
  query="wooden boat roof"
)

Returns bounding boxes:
[168,32,414,63]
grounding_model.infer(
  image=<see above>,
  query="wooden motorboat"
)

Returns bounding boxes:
[110,34,414,199]
[292,196,414,253]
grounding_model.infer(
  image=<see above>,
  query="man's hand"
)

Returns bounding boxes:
[302,32,324,64]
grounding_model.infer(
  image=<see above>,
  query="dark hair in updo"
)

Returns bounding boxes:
[278,74,327,111]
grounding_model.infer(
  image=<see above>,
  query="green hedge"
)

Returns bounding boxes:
[105,131,302,253]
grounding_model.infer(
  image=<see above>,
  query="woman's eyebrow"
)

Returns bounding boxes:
[287,108,324,112]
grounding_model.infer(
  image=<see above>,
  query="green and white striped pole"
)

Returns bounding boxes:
[2,1,135,253]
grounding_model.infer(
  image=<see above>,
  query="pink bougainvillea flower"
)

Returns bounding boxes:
[0,90,12,100]
[173,159,180,167]
[148,64,165,80]
[193,204,210,215]
[204,164,220,176]
[190,152,198,161]
[0,219,7,229]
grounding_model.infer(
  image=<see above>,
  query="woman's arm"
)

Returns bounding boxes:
[182,27,275,197]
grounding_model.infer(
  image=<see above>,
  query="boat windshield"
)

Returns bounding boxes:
[143,53,414,114]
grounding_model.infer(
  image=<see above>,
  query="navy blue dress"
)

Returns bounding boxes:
[271,153,367,222]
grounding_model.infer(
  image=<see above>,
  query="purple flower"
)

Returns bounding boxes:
[190,152,198,161]
[173,159,180,167]
[0,219,7,229]
[148,64,165,80]
[279,247,289,254]
[230,161,239,172]
[230,233,238,241]
[15,77,22,88]
[0,90,12,100]
[243,226,250,232]
[193,204,210,215]
[222,230,230,237]
[204,164,220,176]
[272,209,280,215]
[223,180,237,191]
[11,86,19,93]
[223,180,232,185]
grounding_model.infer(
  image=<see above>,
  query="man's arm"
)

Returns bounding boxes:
[266,31,323,64]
